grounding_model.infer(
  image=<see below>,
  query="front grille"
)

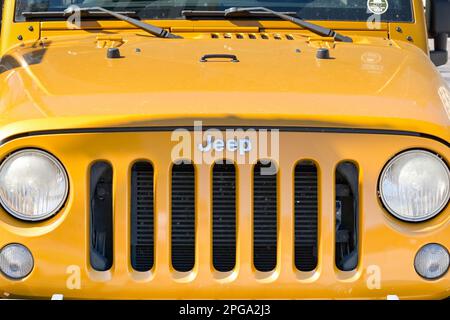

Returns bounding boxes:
[171,163,196,272]
[294,161,318,271]
[131,162,154,272]
[253,161,278,272]
[36,127,431,298]
[212,162,236,272]
[114,152,361,277]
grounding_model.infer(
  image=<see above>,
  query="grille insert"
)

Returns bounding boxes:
[335,162,359,271]
[89,161,113,272]
[171,162,196,272]
[131,162,154,272]
[294,161,318,271]
[212,162,236,272]
[253,161,278,272]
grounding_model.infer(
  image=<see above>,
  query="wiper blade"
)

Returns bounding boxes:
[24,7,181,39]
[225,7,352,42]
[182,10,297,18]
[22,10,138,19]
[183,7,352,43]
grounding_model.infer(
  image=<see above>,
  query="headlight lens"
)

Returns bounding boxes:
[0,149,68,221]
[379,150,450,222]
[414,244,449,280]
[0,244,34,279]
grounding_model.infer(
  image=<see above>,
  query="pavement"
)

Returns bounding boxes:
[440,63,450,85]
[438,43,450,85]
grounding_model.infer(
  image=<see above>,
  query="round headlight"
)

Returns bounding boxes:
[0,244,34,280]
[379,150,450,222]
[414,243,449,280]
[0,149,68,221]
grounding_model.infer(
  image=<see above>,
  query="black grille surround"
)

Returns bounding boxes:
[294,161,318,272]
[131,162,154,272]
[212,162,237,272]
[253,161,278,272]
[171,163,196,272]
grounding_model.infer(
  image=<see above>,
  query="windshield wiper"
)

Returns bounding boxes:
[66,7,181,38]
[182,10,298,18]
[183,7,352,43]
[22,10,138,19]
[226,7,352,42]
[23,7,181,39]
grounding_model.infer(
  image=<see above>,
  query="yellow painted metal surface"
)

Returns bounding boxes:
[0,132,448,299]
[0,0,448,299]
[388,0,430,53]
[0,32,448,142]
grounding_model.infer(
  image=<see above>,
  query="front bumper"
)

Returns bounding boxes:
[0,129,448,299]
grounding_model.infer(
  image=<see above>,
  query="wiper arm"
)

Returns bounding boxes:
[22,7,180,39]
[63,7,181,38]
[183,7,352,43]
[225,7,352,42]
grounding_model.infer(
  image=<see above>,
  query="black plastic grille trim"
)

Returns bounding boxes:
[3,127,448,148]
[335,162,359,271]
[171,162,196,272]
[131,162,154,272]
[253,161,278,272]
[212,162,236,272]
[89,161,113,272]
[294,161,318,272]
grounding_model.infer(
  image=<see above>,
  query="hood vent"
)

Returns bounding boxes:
[211,33,295,40]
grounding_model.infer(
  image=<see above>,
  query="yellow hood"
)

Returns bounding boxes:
[0,33,449,142]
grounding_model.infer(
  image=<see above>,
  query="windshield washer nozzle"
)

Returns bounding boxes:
[316,48,331,60]
[107,47,121,59]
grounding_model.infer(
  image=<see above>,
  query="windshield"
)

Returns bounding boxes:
[15,0,414,22]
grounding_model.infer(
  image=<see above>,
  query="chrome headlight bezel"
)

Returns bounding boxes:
[0,149,69,222]
[378,149,450,223]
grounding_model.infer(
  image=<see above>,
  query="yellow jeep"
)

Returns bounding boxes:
[0,0,448,299]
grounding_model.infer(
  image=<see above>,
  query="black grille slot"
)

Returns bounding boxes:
[90,162,113,271]
[131,162,154,272]
[294,161,318,271]
[171,162,196,272]
[335,162,359,271]
[253,161,278,272]
[212,162,236,272]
